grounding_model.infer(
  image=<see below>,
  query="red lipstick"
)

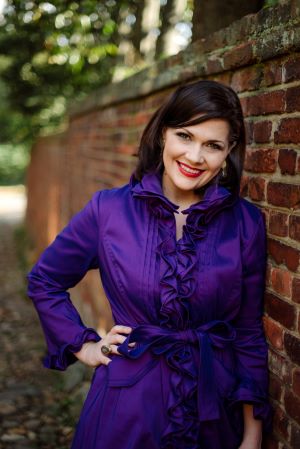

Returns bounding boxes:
[176,161,204,178]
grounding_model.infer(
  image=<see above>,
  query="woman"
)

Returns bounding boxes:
[27,80,272,449]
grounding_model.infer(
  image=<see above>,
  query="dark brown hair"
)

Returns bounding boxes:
[133,79,246,195]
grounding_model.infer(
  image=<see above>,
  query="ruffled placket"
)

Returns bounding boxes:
[125,171,239,448]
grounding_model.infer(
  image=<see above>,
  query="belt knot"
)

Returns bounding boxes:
[178,328,198,345]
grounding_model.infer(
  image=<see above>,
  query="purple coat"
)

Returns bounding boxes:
[27,170,273,449]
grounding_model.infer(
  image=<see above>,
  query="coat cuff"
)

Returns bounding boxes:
[228,377,273,434]
[42,327,101,371]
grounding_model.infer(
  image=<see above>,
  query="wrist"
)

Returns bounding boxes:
[242,430,262,449]
[74,341,97,358]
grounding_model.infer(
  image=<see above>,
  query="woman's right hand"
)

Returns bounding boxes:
[73,325,133,367]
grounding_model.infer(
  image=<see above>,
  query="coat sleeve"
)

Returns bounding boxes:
[229,211,273,433]
[26,191,102,371]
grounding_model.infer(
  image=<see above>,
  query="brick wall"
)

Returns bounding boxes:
[26,133,66,256]
[26,1,300,447]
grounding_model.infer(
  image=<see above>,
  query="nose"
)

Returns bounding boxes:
[186,144,206,165]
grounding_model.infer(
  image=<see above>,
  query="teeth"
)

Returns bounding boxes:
[179,162,201,174]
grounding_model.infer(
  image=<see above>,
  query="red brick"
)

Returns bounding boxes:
[248,177,265,201]
[261,208,269,225]
[278,148,297,175]
[269,373,283,402]
[268,348,291,383]
[289,215,300,242]
[267,182,300,209]
[244,148,277,173]
[263,316,284,349]
[293,369,300,398]
[292,277,300,304]
[265,291,296,329]
[223,42,254,70]
[263,60,283,87]
[273,405,290,441]
[297,156,300,174]
[283,56,300,83]
[231,65,263,93]
[266,263,272,287]
[267,238,300,272]
[284,333,300,367]
[117,144,136,155]
[269,211,288,237]
[244,120,254,145]
[206,57,223,74]
[270,267,292,297]
[290,423,300,448]
[212,72,232,86]
[274,118,300,144]
[286,86,300,113]
[133,112,152,126]
[284,388,300,424]
[240,175,249,197]
[253,120,272,144]
[240,97,247,116]
[262,434,279,449]
[245,91,285,117]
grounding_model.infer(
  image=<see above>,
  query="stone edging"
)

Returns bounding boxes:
[69,0,300,118]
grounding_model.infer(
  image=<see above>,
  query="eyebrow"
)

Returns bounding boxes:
[179,128,226,145]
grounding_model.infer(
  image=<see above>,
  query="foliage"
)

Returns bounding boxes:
[263,0,280,7]
[0,0,127,143]
[0,0,276,185]
[0,143,29,185]
[0,1,194,144]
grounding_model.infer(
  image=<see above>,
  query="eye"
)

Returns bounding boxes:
[205,142,222,150]
[176,132,191,141]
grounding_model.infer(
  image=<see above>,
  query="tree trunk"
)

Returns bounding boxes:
[192,0,264,41]
[155,0,177,58]
[130,0,146,55]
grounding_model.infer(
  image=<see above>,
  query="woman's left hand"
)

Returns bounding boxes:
[238,439,261,449]
[238,404,262,449]
[238,443,261,449]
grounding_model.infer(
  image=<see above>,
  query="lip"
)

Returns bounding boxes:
[176,161,204,178]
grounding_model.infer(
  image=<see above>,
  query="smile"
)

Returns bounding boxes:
[177,161,204,178]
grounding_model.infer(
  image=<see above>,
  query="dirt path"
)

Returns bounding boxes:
[0,186,76,449]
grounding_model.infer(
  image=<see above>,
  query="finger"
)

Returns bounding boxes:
[110,325,132,335]
[109,334,131,345]
[99,355,112,366]
[110,344,121,354]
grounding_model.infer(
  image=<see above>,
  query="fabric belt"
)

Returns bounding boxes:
[118,320,236,421]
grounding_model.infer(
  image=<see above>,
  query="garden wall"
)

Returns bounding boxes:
[26,1,300,447]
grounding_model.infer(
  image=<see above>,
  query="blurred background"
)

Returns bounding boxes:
[0,0,275,188]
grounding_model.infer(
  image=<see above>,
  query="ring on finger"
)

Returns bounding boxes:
[101,344,112,355]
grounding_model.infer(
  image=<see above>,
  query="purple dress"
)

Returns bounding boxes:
[27,170,272,449]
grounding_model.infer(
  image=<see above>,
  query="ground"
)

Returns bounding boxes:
[0,186,86,449]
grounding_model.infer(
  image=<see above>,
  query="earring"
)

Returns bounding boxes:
[221,159,227,177]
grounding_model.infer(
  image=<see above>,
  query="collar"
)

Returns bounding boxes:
[129,170,238,218]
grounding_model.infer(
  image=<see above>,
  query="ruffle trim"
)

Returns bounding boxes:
[43,327,101,371]
[150,188,238,448]
[130,171,239,448]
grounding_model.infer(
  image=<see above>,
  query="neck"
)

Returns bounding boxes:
[162,174,203,208]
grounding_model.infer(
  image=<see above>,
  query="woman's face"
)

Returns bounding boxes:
[161,118,233,203]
